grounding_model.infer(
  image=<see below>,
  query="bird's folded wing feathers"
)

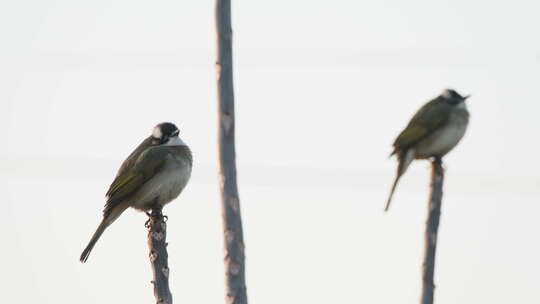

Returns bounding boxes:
[392,99,451,154]
[114,136,153,178]
[103,147,168,217]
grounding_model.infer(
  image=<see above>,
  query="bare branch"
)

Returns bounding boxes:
[147,208,173,304]
[421,158,444,304]
[215,1,249,303]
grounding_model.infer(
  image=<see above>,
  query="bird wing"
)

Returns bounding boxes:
[391,98,451,155]
[114,136,154,178]
[103,147,169,217]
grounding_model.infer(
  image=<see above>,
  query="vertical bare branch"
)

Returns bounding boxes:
[215,1,248,304]
[421,158,444,304]
[147,208,173,304]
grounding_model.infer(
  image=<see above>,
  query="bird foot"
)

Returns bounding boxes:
[145,211,153,228]
[431,156,443,166]
[144,211,167,227]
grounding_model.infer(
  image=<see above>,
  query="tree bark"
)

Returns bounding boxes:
[147,208,173,304]
[420,158,444,304]
[215,1,248,304]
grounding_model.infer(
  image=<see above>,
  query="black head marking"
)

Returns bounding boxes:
[441,89,468,105]
[152,122,180,144]
[158,122,179,137]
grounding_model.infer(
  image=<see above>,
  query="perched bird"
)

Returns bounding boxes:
[80,122,193,263]
[385,89,470,212]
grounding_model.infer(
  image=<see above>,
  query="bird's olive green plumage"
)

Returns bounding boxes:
[80,122,192,263]
[104,145,192,218]
[105,147,168,213]
[391,97,454,156]
[385,89,469,212]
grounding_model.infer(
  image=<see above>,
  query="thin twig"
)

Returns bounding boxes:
[421,158,444,304]
[215,0,249,303]
[147,208,173,304]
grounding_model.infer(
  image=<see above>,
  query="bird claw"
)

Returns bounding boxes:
[145,211,167,227]
[145,212,154,228]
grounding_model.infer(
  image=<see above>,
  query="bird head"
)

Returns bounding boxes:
[151,122,180,145]
[440,89,470,106]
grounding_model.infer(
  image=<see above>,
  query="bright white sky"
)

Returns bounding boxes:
[1,0,540,303]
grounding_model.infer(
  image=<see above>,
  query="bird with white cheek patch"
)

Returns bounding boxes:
[80,122,192,262]
[385,89,470,211]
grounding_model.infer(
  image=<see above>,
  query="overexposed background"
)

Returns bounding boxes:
[1,0,539,303]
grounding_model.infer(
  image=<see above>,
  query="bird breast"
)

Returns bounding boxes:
[415,109,469,159]
[132,154,192,210]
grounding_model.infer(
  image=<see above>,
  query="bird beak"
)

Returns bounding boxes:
[463,95,471,101]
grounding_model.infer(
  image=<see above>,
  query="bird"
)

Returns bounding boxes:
[385,89,470,212]
[80,122,193,263]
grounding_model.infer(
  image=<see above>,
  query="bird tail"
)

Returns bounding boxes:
[80,220,108,263]
[385,174,401,212]
[385,149,414,212]
[80,205,127,263]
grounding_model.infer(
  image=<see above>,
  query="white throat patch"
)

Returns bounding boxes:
[165,136,186,146]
